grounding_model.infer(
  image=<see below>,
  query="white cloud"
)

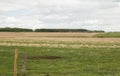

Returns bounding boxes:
[0,0,120,32]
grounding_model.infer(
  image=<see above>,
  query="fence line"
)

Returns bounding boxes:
[14,48,18,76]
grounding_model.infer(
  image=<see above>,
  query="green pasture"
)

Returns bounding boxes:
[0,43,120,76]
[95,32,120,38]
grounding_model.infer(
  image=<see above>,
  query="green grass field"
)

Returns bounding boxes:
[95,32,120,38]
[0,32,120,76]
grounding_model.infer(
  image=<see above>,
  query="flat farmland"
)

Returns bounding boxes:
[0,32,97,38]
[0,32,120,76]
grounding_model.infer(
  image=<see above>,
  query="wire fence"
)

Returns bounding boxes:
[0,48,80,76]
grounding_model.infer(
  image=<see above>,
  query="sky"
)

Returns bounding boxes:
[0,0,120,32]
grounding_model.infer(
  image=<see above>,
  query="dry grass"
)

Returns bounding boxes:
[0,32,98,37]
[0,37,120,43]
[0,42,120,48]
[0,32,120,48]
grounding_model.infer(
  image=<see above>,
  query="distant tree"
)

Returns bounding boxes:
[0,27,33,32]
[0,27,105,32]
[35,29,89,32]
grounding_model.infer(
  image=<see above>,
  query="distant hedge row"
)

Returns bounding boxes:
[0,27,33,32]
[35,29,89,32]
[0,27,104,32]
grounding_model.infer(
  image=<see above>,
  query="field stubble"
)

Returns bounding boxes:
[0,32,119,48]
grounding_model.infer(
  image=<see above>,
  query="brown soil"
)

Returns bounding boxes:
[27,56,64,60]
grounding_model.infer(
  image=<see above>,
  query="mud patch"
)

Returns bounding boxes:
[27,56,64,60]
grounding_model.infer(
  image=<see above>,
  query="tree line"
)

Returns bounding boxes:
[0,27,104,32]
[0,27,33,32]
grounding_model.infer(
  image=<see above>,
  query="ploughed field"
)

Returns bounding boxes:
[0,32,120,76]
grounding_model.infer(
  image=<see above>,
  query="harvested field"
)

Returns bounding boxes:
[0,32,98,38]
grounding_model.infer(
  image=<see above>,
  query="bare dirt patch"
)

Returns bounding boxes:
[27,56,64,60]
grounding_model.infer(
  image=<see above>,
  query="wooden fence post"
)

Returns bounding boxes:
[22,53,27,76]
[14,48,18,76]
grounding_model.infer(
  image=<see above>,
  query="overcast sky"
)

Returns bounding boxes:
[0,0,120,32]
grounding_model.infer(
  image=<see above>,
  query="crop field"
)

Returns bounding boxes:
[0,32,120,76]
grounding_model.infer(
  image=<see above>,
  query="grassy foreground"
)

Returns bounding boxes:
[0,45,120,76]
[0,32,120,76]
